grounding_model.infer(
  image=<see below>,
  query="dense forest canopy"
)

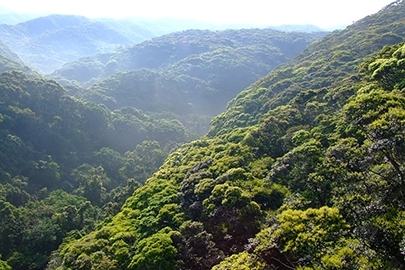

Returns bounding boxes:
[1,1,405,269]
[53,28,324,135]
[0,12,327,270]
[51,29,325,86]
[0,15,328,75]
[46,0,405,269]
[0,69,193,269]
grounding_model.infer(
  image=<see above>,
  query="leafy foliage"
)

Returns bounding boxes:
[209,0,405,137]
[3,1,405,269]
[51,29,324,135]
[0,70,193,269]
[51,2,405,269]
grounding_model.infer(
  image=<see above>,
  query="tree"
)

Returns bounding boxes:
[129,228,178,270]
[251,207,381,269]
[0,255,11,270]
[366,43,405,90]
[202,183,262,254]
[0,200,21,259]
[71,164,109,206]
[176,221,224,270]
[93,147,124,188]
[119,141,167,184]
[344,89,405,196]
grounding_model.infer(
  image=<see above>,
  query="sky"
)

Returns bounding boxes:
[0,0,396,28]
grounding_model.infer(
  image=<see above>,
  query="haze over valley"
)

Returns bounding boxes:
[0,1,405,269]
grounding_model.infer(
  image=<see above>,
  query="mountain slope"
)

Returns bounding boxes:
[0,13,39,24]
[0,15,158,73]
[0,25,326,269]
[0,40,22,62]
[52,28,325,86]
[54,28,325,135]
[50,1,405,269]
[209,0,405,137]
[0,40,33,74]
[0,70,195,269]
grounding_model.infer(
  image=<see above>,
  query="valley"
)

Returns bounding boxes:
[1,1,405,269]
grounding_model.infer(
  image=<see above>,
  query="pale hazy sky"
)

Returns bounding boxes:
[0,0,395,28]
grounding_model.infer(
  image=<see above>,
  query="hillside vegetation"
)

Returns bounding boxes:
[1,1,405,269]
[46,1,405,269]
[0,40,34,74]
[53,29,324,86]
[0,15,328,269]
[54,29,324,134]
[0,68,195,269]
[0,15,161,73]
[0,14,327,75]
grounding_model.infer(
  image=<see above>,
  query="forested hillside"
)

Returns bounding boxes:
[0,15,161,73]
[0,14,326,76]
[0,40,22,63]
[46,1,405,269]
[0,41,33,74]
[0,68,193,269]
[269,24,325,32]
[53,29,324,134]
[0,15,328,269]
[52,29,324,86]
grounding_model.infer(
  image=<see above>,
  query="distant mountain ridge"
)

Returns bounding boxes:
[269,24,325,32]
[0,40,34,74]
[0,13,331,74]
[0,14,160,73]
[0,39,21,62]
[52,28,325,86]
[54,28,325,134]
[0,13,40,24]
